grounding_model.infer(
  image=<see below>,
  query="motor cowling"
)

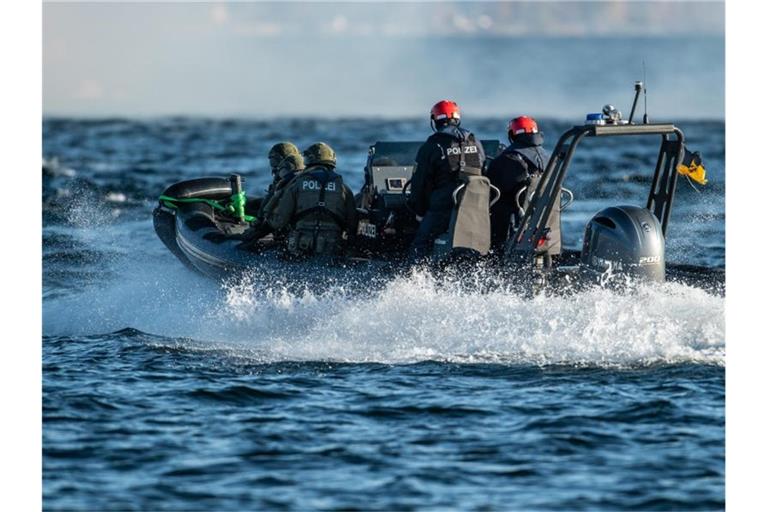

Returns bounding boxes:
[580,205,665,282]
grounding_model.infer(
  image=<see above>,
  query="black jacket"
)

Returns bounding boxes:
[485,133,549,248]
[408,125,486,217]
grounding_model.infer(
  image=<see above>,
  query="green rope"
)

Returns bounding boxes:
[159,195,226,212]
[159,195,256,223]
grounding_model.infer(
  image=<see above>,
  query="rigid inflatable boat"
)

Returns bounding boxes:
[154,88,724,294]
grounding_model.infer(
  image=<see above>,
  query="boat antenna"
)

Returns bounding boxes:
[628,81,643,124]
[642,60,649,124]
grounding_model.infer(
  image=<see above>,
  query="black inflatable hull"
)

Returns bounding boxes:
[153,178,724,294]
[154,204,251,278]
[154,181,403,289]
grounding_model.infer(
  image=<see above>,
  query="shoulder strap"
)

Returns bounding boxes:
[317,171,328,206]
[435,142,446,160]
[293,170,347,229]
[456,132,483,177]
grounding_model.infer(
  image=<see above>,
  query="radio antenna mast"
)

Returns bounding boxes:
[642,60,649,124]
[628,81,643,124]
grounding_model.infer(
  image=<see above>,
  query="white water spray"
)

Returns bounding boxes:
[44,249,725,367]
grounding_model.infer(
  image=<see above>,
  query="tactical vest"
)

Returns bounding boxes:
[509,145,549,172]
[435,130,484,180]
[504,145,550,209]
[257,172,298,222]
[506,145,561,256]
[287,167,348,256]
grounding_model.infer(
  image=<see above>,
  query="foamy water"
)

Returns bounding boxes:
[43,251,725,367]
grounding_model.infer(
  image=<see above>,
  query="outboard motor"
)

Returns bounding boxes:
[580,205,665,283]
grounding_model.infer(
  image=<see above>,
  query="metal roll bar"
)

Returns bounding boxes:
[506,123,685,260]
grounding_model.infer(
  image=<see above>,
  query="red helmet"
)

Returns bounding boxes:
[508,116,539,137]
[430,100,461,122]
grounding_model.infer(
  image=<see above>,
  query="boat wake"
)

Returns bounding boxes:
[43,254,725,367]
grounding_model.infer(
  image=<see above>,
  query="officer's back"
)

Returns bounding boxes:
[266,142,357,257]
[486,116,560,256]
[408,100,486,260]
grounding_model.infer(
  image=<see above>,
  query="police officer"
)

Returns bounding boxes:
[261,153,305,213]
[253,142,303,221]
[266,142,357,257]
[241,153,306,247]
[486,116,559,256]
[407,100,485,260]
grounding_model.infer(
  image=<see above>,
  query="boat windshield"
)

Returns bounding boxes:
[370,142,421,167]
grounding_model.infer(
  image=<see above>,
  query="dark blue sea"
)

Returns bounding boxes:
[43,117,725,511]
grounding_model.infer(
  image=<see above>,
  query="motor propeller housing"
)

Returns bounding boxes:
[580,205,665,282]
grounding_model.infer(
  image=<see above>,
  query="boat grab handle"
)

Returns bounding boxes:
[514,186,574,213]
[453,182,501,207]
[560,187,574,212]
[489,184,501,207]
[452,184,466,205]
[515,187,528,218]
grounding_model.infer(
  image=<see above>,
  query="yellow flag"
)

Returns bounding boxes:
[677,148,708,185]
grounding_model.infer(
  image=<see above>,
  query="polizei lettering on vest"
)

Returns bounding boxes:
[446,145,478,156]
[302,180,337,191]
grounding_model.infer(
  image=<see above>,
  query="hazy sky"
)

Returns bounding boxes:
[43,1,725,118]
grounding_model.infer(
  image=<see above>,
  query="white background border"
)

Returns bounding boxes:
[3,0,764,508]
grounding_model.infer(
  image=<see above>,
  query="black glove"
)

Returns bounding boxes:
[237,223,272,249]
